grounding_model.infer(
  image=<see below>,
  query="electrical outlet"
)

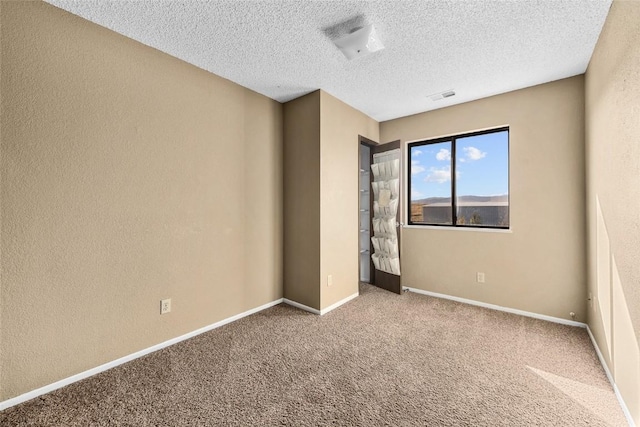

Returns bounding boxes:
[327,275,333,287]
[476,272,485,283]
[160,298,171,315]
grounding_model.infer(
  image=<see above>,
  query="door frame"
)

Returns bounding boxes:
[358,136,402,294]
[359,135,377,286]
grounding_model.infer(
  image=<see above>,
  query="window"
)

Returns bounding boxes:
[408,127,509,229]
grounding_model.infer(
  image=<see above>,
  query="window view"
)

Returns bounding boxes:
[408,127,509,229]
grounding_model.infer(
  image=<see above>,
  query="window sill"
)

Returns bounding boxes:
[402,225,513,234]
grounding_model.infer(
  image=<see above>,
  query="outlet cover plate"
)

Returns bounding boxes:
[160,298,171,314]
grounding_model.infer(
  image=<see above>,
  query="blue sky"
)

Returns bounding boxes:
[410,130,509,201]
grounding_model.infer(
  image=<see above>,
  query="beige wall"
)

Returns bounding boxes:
[585,0,640,423]
[4,0,634,415]
[283,91,321,309]
[0,1,282,401]
[283,91,379,311]
[319,91,378,310]
[243,90,284,309]
[381,77,586,321]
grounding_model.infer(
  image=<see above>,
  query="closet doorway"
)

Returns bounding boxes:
[359,136,402,294]
[359,141,372,284]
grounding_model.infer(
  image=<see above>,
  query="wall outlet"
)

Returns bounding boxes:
[476,272,485,283]
[160,298,171,315]
[327,275,333,287]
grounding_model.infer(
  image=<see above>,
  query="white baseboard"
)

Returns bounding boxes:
[0,298,285,412]
[282,298,321,315]
[586,326,636,427]
[283,292,359,316]
[403,286,587,328]
[403,286,634,425]
[320,292,359,315]
[4,290,632,426]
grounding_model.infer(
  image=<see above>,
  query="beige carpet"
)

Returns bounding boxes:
[0,284,628,426]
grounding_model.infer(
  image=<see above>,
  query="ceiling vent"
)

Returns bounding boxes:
[334,24,384,60]
[429,90,456,101]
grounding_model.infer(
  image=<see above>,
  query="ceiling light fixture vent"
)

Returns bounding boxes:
[429,90,456,101]
[334,24,384,60]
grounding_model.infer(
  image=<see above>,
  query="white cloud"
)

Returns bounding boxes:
[425,166,451,183]
[423,166,461,183]
[411,189,425,199]
[412,150,423,157]
[463,146,486,161]
[436,148,451,161]
[411,160,425,175]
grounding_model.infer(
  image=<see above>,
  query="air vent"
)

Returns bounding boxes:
[428,90,456,101]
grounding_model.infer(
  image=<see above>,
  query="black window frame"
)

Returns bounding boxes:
[407,126,510,230]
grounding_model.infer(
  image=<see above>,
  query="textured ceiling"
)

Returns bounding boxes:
[44,0,612,122]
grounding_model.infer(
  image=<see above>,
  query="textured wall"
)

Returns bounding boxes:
[319,91,379,310]
[283,91,379,311]
[283,91,321,309]
[1,1,282,401]
[585,0,640,423]
[380,77,586,321]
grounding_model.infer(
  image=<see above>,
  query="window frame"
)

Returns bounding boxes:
[407,126,510,230]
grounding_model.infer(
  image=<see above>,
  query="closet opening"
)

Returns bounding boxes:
[359,141,373,284]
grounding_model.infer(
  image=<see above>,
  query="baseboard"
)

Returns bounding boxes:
[0,297,285,412]
[403,286,587,328]
[320,292,359,315]
[403,286,634,425]
[586,326,636,427]
[282,292,359,316]
[282,298,321,315]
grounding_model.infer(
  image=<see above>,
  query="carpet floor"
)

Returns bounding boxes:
[0,284,628,426]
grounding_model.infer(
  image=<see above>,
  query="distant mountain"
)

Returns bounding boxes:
[412,194,508,205]
[412,197,451,205]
